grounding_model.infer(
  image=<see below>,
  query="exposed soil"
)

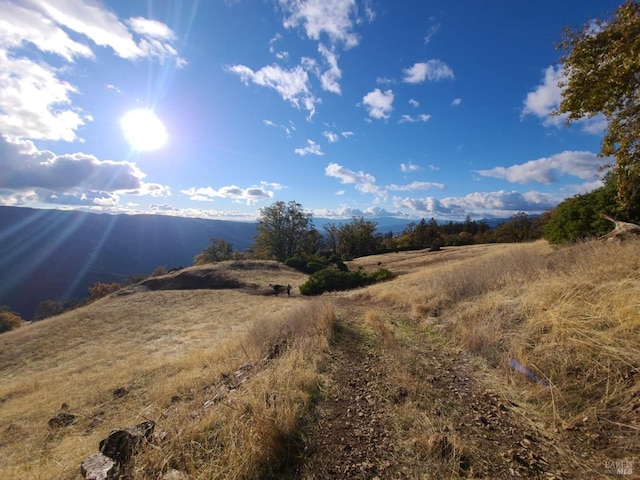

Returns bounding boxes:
[291,298,614,479]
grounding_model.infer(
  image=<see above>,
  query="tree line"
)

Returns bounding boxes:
[193,200,545,269]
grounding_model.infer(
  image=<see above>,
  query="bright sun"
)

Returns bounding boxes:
[120,109,168,151]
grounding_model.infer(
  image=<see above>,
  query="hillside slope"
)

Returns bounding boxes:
[0,206,257,319]
[1,241,638,479]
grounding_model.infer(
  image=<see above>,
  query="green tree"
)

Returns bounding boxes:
[543,173,618,244]
[400,222,417,248]
[33,299,64,321]
[556,1,640,219]
[336,217,379,257]
[492,212,542,243]
[415,218,443,248]
[323,222,340,254]
[194,237,234,265]
[254,201,313,261]
[299,228,322,257]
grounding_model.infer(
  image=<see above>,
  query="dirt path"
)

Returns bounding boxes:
[291,299,589,479]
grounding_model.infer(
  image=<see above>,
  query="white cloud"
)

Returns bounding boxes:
[451,98,462,106]
[29,0,183,63]
[341,131,354,138]
[393,196,451,215]
[317,43,342,94]
[376,76,394,85]
[580,116,608,134]
[148,204,259,221]
[400,162,420,172]
[0,135,145,192]
[0,189,39,206]
[325,162,382,195]
[0,51,86,141]
[399,114,431,124]
[449,190,557,212]
[227,63,319,119]
[44,190,121,207]
[393,189,557,217]
[362,89,394,119]
[263,119,294,136]
[477,151,607,184]
[409,99,419,107]
[0,135,172,208]
[279,0,360,48]
[325,162,445,199]
[522,65,606,133]
[181,185,275,205]
[0,1,183,142]
[423,20,441,45]
[388,181,445,191]
[295,139,324,156]
[105,83,121,94]
[127,17,175,40]
[323,131,339,142]
[522,65,564,126]
[311,205,399,219]
[0,2,94,62]
[260,181,286,190]
[565,179,605,195]
[268,33,289,59]
[402,60,454,84]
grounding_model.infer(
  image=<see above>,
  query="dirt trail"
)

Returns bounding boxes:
[292,299,590,480]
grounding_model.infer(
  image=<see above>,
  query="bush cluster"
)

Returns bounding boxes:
[88,282,122,302]
[0,310,23,333]
[299,267,395,295]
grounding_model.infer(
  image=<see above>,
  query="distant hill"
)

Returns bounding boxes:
[0,206,257,319]
[0,206,518,319]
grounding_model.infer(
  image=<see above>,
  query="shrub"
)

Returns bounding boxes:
[299,267,395,296]
[305,261,326,273]
[194,238,234,264]
[88,282,122,302]
[122,273,147,286]
[284,255,328,274]
[368,268,395,282]
[151,266,168,277]
[284,257,307,272]
[33,299,64,321]
[335,261,349,272]
[542,172,632,244]
[0,310,23,333]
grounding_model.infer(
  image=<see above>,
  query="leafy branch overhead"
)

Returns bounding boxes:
[556,0,640,217]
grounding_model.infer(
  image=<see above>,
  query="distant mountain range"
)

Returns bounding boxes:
[0,207,258,319]
[0,206,513,319]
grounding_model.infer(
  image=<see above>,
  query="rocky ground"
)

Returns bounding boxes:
[287,299,621,480]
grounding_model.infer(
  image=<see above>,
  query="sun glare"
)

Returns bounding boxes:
[120,109,168,151]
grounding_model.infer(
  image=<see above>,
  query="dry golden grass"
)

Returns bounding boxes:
[0,262,331,479]
[3,240,638,478]
[364,310,397,350]
[361,239,640,459]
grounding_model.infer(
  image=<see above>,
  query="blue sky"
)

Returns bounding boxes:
[0,0,622,222]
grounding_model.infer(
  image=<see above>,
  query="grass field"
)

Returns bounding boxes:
[1,241,638,478]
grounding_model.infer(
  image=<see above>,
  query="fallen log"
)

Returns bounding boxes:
[599,214,640,241]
